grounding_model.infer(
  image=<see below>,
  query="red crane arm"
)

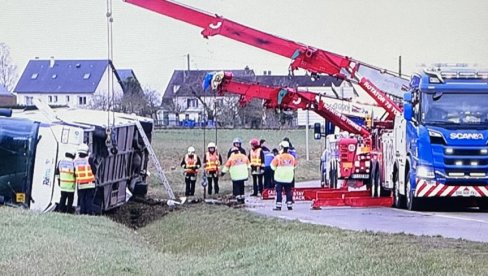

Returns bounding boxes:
[212,73,370,137]
[125,0,405,120]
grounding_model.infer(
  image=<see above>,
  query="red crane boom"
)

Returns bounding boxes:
[206,72,370,137]
[125,0,408,120]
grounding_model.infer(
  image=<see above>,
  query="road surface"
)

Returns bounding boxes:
[246,181,488,243]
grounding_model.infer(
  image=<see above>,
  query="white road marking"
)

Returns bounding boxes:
[392,208,488,224]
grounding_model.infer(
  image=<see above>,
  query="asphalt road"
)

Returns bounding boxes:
[246,181,488,243]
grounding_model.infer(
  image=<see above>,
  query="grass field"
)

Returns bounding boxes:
[1,205,487,275]
[149,128,325,198]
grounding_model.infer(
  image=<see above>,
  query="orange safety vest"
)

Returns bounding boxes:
[222,153,249,181]
[184,154,198,174]
[271,153,297,183]
[205,152,220,173]
[74,157,95,189]
[250,148,262,167]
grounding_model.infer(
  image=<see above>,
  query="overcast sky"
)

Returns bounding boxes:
[1,0,487,94]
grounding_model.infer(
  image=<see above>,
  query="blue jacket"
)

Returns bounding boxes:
[264,152,275,167]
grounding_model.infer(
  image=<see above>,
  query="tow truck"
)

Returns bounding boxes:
[203,71,391,207]
[126,0,488,210]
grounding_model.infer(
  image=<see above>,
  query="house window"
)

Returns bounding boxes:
[78,96,87,105]
[48,96,53,103]
[31,73,38,80]
[83,73,90,80]
[25,96,33,105]
[186,98,199,108]
[66,96,70,103]
[54,96,58,103]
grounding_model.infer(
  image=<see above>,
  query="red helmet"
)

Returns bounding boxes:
[249,138,259,147]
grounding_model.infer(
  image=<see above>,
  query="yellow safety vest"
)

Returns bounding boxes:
[205,152,220,173]
[271,153,297,183]
[58,159,75,193]
[222,153,249,181]
[250,148,263,167]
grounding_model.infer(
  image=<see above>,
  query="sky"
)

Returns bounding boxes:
[1,0,487,96]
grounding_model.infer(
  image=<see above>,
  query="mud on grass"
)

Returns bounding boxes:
[105,194,244,229]
[105,197,173,229]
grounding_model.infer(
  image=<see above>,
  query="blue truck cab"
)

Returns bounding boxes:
[396,67,488,210]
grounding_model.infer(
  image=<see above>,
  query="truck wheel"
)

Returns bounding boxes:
[393,173,405,209]
[406,171,422,211]
[477,199,488,211]
[376,170,389,197]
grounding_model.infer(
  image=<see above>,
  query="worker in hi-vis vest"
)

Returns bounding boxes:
[74,144,97,215]
[56,150,76,213]
[203,142,223,195]
[271,141,298,211]
[248,138,265,196]
[221,147,249,203]
[181,146,201,196]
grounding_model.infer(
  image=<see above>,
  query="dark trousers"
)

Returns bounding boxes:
[185,174,196,196]
[275,181,293,206]
[263,167,274,189]
[232,180,245,197]
[252,174,264,195]
[207,173,219,194]
[59,191,74,213]
[78,188,95,215]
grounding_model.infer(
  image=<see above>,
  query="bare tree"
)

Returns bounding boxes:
[190,86,215,121]
[238,99,264,128]
[0,43,18,92]
[141,87,161,119]
[218,96,240,127]
[89,93,122,111]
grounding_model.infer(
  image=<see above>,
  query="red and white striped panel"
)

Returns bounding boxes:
[415,179,488,197]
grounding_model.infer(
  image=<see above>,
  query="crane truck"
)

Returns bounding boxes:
[126,0,488,210]
[0,106,154,213]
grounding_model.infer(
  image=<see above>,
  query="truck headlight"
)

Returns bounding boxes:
[428,130,443,138]
[416,165,435,179]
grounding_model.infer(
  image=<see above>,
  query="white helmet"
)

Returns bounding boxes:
[207,142,216,149]
[279,141,290,149]
[77,144,89,154]
[187,146,196,154]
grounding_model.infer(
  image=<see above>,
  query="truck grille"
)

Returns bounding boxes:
[432,145,488,185]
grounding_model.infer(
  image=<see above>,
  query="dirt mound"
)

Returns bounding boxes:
[106,197,173,229]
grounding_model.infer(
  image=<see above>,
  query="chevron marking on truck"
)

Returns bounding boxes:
[416,179,488,197]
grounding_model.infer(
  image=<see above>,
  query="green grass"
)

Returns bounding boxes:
[148,129,324,198]
[2,205,487,275]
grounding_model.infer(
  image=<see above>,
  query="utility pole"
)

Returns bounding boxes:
[187,53,190,75]
[399,55,402,77]
[305,109,310,161]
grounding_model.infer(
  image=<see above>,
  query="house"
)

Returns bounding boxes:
[0,84,16,107]
[160,67,345,127]
[14,59,127,108]
[160,68,256,126]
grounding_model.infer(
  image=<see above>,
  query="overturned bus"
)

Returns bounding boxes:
[0,108,153,213]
